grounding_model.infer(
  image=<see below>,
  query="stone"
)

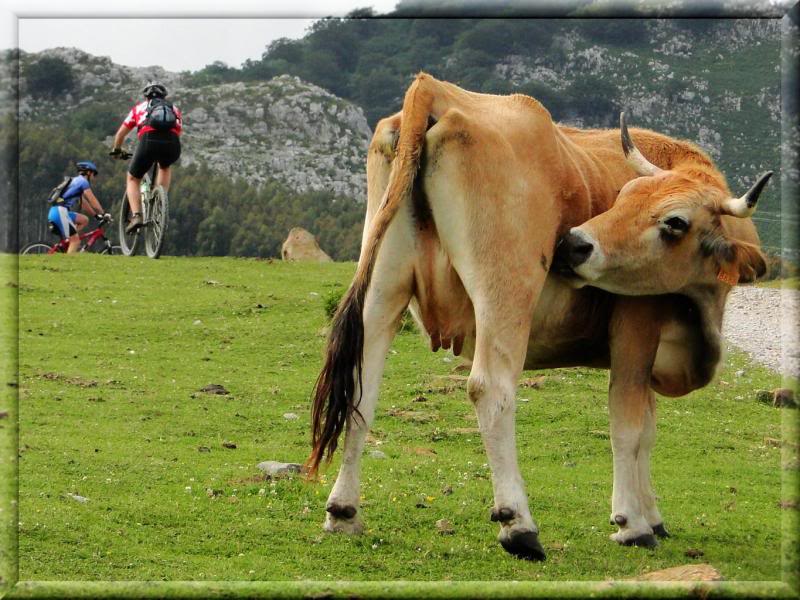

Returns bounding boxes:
[257,461,303,478]
[281,227,332,262]
[199,384,229,395]
[283,412,299,420]
[636,564,723,581]
[369,450,387,459]
[436,519,455,535]
[67,493,89,504]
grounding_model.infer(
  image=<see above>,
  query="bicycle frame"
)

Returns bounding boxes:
[46,223,109,254]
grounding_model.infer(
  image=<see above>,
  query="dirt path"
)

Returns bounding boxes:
[722,286,799,379]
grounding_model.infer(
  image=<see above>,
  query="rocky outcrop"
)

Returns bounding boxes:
[11,48,372,202]
[179,75,370,200]
[281,227,332,262]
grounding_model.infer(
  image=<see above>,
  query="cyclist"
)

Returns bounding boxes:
[110,82,182,233]
[47,161,110,254]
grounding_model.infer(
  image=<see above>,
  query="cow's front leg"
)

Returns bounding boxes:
[608,382,658,548]
[607,297,662,548]
[469,308,545,561]
[636,398,669,538]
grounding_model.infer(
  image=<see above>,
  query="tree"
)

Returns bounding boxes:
[26,56,75,98]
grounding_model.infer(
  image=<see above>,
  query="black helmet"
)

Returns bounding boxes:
[143,82,167,99]
[76,160,98,175]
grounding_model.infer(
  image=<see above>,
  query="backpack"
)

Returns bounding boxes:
[145,98,177,131]
[47,176,72,205]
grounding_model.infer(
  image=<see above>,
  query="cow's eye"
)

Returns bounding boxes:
[662,216,690,236]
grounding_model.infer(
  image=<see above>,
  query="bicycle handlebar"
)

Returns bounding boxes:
[110,149,133,160]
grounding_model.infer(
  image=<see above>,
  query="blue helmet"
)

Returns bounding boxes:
[76,160,98,174]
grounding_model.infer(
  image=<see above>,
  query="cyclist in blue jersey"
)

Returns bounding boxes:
[47,161,111,253]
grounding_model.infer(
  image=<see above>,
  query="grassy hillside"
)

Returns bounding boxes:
[13,254,791,584]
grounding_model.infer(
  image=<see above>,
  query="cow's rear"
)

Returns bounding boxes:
[307,73,580,560]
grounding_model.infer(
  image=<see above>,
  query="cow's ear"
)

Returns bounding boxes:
[715,240,767,285]
[733,240,767,283]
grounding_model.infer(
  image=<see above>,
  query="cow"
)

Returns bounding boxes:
[306,72,771,562]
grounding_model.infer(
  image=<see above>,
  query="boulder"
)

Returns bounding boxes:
[281,227,332,262]
[257,461,303,478]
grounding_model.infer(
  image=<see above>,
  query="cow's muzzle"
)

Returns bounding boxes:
[553,230,595,275]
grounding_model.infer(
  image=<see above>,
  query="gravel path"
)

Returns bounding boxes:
[722,286,799,379]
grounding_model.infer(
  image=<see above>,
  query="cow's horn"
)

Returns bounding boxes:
[721,171,774,218]
[620,111,663,177]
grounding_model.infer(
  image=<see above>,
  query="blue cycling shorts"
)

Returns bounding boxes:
[48,206,78,239]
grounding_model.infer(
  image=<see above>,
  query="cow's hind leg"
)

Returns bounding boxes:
[323,259,413,534]
[468,303,545,561]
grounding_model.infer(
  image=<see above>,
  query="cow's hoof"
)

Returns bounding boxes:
[499,530,546,561]
[652,523,670,538]
[323,512,363,535]
[612,531,658,549]
[326,503,357,519]
[323,504,363,535]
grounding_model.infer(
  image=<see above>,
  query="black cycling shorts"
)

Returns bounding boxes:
[129,130,181,179]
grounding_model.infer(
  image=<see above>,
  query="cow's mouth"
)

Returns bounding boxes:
[551,236,583,279]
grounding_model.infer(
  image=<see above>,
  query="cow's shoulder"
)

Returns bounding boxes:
[508,93,552,119]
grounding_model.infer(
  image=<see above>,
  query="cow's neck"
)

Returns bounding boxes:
[682,284,729,380]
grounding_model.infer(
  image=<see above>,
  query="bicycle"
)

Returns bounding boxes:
[112,150,169,259]
[20,214,117,255]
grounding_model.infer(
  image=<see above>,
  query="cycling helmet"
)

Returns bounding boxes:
[143,82,167,99]
[76,160,98,175]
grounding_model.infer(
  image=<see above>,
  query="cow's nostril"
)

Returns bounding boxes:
[569,240,594,267]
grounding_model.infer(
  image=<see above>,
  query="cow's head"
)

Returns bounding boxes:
[555,113,770,295]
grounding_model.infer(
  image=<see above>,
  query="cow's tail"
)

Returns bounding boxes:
[306,74,436,477]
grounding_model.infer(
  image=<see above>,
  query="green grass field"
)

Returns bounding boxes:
[1,254,18,596]
[9,254,796,587]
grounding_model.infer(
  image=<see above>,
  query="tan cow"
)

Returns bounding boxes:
[307,73,770,561]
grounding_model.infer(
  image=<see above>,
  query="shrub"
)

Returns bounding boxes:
[323,287,416,334]
[324,288,344,320]
[26,56,75,98]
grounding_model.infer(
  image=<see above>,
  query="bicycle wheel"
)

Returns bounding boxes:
[144,186,169,259]
[20,241,56,255]
[90,239,114,254]
[118,190,140,256]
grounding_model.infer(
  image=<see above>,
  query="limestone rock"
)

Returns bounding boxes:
[281,227,332,262]
[257,461,303,478]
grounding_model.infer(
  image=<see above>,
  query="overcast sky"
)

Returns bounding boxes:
[5,0,400,72]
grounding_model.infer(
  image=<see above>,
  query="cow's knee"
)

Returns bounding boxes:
[468,372,516,431]
[467,373,486,404]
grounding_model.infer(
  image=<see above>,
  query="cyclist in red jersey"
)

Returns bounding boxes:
[110,82,182,233]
